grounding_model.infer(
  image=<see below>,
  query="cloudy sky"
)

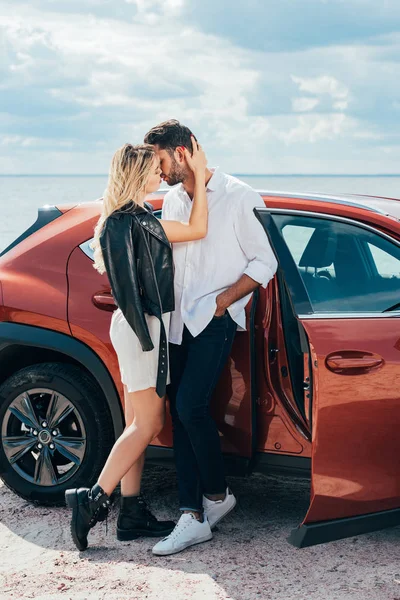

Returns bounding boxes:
[1,0,400,174]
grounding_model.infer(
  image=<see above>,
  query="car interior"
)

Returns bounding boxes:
[274,214,400,314]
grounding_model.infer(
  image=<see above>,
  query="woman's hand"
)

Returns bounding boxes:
[160,136,208,243]
[184,136,207,174]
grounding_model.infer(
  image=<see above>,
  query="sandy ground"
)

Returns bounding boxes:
[0,466,399,600]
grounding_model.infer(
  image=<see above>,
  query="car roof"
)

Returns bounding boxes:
[58,189,400,224]
[255,190,400,220]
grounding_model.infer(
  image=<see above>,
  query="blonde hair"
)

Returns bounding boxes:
[92,143,156,274]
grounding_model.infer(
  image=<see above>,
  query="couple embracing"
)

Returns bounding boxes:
[65,119,277,556]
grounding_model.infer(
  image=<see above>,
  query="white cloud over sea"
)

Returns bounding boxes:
[1,0,400,174]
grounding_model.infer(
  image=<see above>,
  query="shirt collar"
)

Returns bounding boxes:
[206,167,222,191]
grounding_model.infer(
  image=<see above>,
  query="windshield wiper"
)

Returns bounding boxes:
[383,302,400,312]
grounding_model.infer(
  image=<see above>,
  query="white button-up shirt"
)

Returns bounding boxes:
[162,168,278,345]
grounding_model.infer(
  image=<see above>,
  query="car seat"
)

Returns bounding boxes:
[298,228,342,311]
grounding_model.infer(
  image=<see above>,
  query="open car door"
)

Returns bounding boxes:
[255,207,400,547]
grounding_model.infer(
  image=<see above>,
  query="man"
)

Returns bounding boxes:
[144,120,278,556]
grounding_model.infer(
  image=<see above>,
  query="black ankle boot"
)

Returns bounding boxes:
[117,495,175,541]
[65,483,111,551]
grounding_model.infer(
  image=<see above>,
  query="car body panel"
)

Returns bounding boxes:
[302,317,400,523]
[0,210,76,335]
[0,203,109,337]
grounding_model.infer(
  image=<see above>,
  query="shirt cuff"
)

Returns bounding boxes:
[244,259,277,289]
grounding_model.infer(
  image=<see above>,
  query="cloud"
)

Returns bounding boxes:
[125,0,185,21]
[333,100,349,110]
[275,113,350,144]
[1,0,400,174]
[291,75,349,99]
[0,134,75,148]
[292,97,320,112]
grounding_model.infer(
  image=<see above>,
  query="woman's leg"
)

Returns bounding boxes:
[98,386,165,496]
[65,386,174,551]
[111,386,175,541]
[120,385,145,497]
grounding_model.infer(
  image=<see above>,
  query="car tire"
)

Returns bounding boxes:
[0,362,115,505]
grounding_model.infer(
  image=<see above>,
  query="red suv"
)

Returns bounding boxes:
[0,191,399,548]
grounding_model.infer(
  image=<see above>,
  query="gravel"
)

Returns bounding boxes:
[1,466,399,600]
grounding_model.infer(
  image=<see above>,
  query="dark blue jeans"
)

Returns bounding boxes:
[168,312,237,511]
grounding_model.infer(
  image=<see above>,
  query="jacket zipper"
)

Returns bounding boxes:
[135,216,164,313]
[137,259,143,296]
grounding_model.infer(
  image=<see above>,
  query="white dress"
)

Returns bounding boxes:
[110,308,171,393]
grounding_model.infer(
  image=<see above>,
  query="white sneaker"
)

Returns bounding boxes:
[203,487,236,529]
[152,513,212,556]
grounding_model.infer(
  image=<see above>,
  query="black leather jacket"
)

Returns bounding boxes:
[100,201,174,397]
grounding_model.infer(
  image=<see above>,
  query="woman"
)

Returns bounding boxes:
[65,138,207,551]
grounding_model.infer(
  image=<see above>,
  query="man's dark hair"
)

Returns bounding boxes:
[144,119,196,154]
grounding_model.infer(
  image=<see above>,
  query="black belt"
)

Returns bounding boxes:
[156,316,168,398]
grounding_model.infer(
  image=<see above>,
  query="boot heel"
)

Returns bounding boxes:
[117,528,140,541]
[65,490,78,508]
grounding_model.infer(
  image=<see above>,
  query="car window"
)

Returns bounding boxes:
[273,214,400,314]
[79,239,94,261]
[366,241,400,278]
[282,225,314,263]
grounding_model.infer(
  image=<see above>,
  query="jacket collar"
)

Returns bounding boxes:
[113,201,170,248]
[134,211,171,249]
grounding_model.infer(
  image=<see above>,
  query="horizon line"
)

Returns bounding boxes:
[2,173,400,178]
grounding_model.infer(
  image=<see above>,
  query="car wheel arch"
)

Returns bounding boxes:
[0,322,124,438]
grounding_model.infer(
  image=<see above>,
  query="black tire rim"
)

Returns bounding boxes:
[1,388,87,487]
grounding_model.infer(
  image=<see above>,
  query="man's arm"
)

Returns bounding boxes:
[215,273,260,316]
[215,188,278,316]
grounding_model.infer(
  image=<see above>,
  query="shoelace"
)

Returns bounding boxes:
[89,499,110,530]
[169,517,194,542]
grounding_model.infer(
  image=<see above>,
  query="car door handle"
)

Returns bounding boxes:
[326,351,384,374]
[92,292,116,312]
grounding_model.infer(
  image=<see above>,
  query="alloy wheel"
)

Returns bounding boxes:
[1,388,87,486]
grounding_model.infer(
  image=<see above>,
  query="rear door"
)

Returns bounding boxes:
[256,208,400,547]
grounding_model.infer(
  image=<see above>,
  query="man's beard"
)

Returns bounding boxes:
[165,158,187,186]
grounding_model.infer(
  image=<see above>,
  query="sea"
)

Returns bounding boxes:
[1,174,400,253]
